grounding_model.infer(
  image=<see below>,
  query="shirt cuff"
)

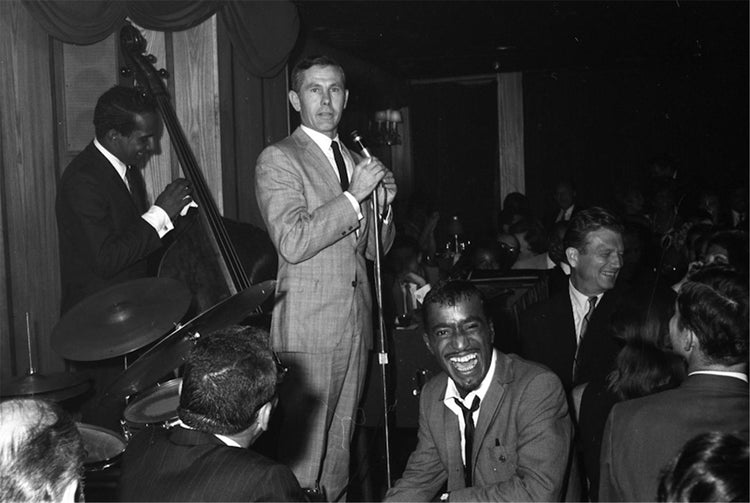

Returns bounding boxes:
[382,204,393,224]
[142,205,173,238]
[343,191,364,220]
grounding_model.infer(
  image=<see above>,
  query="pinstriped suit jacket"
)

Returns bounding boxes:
[385,351,573,502]
[255,127,395,353]
[118,426,305,501]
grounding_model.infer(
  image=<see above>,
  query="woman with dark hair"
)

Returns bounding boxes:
[575,301,686,500]
[657,432,749,502]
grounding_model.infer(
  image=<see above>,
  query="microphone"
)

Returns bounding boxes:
[350,130,372,159]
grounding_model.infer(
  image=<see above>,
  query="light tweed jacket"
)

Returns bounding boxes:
[255,127,395,353]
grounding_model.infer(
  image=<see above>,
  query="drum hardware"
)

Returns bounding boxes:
[51,278,191,361]
[121,378,182,441]
[1,312,91,401]
[100,280,276,405]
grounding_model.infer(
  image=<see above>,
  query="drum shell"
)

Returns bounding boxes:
[122,377,181,440]
[76,423,126,472]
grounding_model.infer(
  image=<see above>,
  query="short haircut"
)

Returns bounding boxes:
[563,206,624,253]
[676,264,749,365]
[178,325,278,435]
[657,432,749,502]
[290,55,346,93]
[421,280,489,328]
[0,398,85,502]
[93,85,158,139]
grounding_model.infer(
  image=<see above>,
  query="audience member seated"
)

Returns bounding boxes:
[509,217,549,270]
[696,188,730,228]
[495,232,520,271]
[657,431,749,502]
[0,398,85,503]
[384,234,433,325]
[498,191,532,233]
[118,326,305,502]
[520,207,625,391]
[450,239,503,279]
[703,229,749,278]
[384,281,572,502]
[576,301,685,500]
[600,264,749,502]
[546,180,582,229]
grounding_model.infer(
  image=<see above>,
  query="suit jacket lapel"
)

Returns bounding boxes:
[293,127,342,195]
[472,353,511,470]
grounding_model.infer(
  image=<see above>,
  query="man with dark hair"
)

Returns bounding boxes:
[56,85,194,431]
[118,326,305,502]
[57,85,193,313]
[600,264,749,502]
[0,398,85,502]
[520,206,625,390]
[255,54,396,498]
[385,281,572,502]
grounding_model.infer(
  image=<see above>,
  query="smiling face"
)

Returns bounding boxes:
[567,227,624,295]
[110,112,160,167]
[423,295,494,397]
[288,64,349,138]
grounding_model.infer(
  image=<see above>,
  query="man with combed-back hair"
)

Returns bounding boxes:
[118,326,305,502]
[0,398,85,502]
[600,264,749,502]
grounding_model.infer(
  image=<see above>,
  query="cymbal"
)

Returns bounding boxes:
[0,371,90,398]
[100,280,276,402]
[51,278,191,361]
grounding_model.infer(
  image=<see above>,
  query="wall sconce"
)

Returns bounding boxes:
[370,108,403,146]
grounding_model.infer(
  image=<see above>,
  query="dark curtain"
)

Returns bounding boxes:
[22,0,298,77]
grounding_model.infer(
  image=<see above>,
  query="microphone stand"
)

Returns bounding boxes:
[350,130,392,489]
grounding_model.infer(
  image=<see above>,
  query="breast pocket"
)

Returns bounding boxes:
[483,442,518,482]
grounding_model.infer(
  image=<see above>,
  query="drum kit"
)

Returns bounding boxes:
[2,277,275,475]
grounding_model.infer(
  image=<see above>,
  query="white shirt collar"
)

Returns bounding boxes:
[688,370,748,383]
[93,137,128,182]
[175,419,243,447]
[300,124,341,152]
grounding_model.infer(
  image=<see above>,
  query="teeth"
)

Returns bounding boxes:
[450,353,478,373]
[450,354,476,363]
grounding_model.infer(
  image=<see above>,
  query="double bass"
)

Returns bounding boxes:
[119,24,277,315]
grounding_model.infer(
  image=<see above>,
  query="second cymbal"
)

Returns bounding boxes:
[51,278,191,361]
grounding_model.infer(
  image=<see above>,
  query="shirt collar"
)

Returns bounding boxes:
[444,349,498,407]
[688,370,748,383]
[175,419,242,447]
[568,281,603,312]
[93,137,128,181]
[301,124,341,152]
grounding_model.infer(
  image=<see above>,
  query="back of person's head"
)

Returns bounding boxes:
[607,301,685,400]
[0,398,84,502]
[676,264,749,366]
[563,206,624,253]
[657,431,749,502]
[178,326,279,435]
[93,85,158,139]
[290,55,345,93]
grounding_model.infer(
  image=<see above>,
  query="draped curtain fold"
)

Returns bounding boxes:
[21,0,298,77]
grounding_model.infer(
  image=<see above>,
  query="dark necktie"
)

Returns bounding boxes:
[454,396,480,488]
[126,166,147,214]
[573,296,598,382]
[331,140,349,191]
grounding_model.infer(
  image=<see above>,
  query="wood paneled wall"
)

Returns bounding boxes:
[0,5,224,381]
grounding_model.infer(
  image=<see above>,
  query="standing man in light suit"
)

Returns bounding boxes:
[255,55,397,500]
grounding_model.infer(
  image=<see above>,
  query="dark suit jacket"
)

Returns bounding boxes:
[599,374,749,502]
[56,141,161,313]
[519,286,622,391]
[118,426,305,502]
[385,351,572,502]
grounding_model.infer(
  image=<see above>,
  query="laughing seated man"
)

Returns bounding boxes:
[385,281,572,502]
[118,326,305,502]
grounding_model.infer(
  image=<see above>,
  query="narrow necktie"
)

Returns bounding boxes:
[454,396,480,488]
[573,296,598,382]
[126,166,147,213]
[331,140,349,191]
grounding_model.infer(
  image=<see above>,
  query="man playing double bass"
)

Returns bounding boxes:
[56,85,193,429]
[255,55,397,500]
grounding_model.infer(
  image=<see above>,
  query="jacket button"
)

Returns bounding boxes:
[351,280,357,287]
[499,455,507,462]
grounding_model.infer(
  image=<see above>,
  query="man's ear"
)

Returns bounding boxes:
[288,90,301,112]
[566,247,579,268]
[257,401,273,432]
[422,331,435,355]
